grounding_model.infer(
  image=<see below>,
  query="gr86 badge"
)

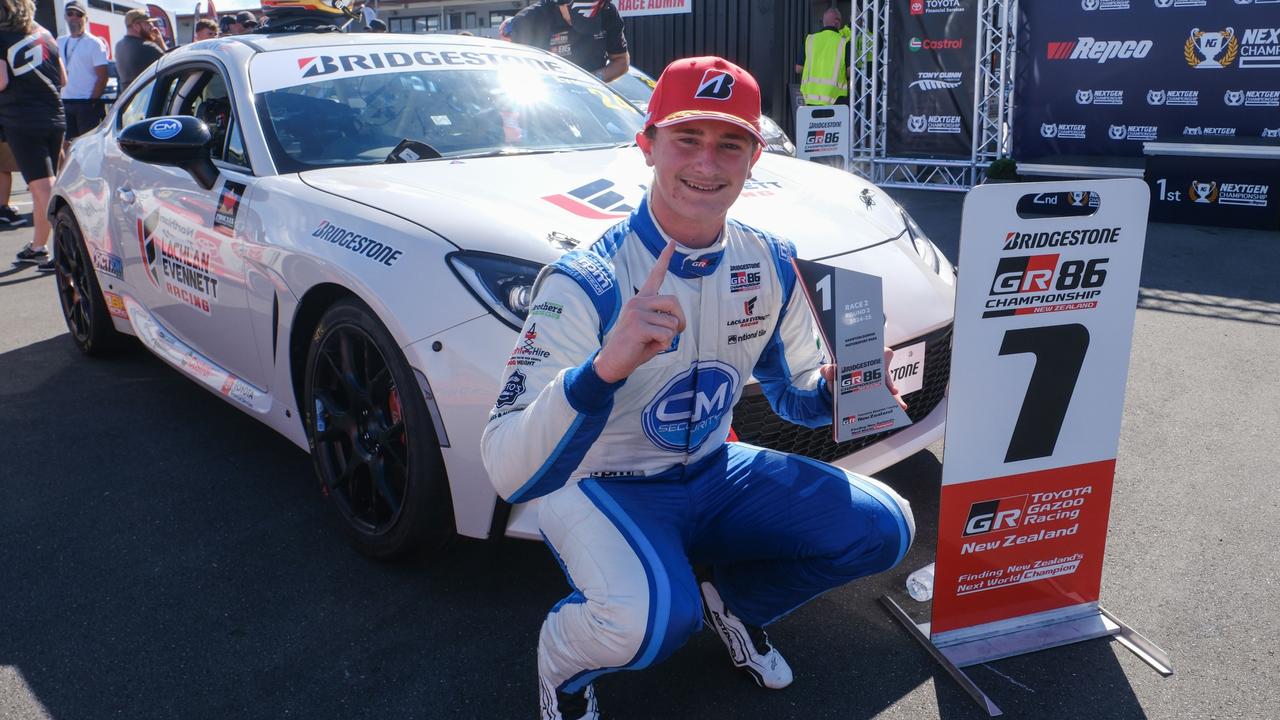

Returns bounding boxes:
[729,263,761,293]
[805,128,840,149]
[983,254,1109,318]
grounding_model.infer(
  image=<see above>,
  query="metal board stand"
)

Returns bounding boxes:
[880,595,1173,717]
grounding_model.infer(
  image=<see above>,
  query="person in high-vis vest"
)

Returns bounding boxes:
[795,8,872,106]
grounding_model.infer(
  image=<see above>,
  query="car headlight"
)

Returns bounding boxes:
[900,208,953,279]
[447,251,544,331]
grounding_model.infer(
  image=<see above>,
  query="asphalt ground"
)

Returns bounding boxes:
[1,182,1277,720]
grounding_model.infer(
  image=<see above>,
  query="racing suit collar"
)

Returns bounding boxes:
[632,193,726,279]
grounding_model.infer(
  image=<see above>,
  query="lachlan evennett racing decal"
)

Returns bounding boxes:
[137,208,221,316]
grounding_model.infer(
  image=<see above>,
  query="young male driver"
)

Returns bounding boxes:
[480,57,915,720]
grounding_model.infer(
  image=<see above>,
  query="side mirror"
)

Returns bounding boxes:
[118,116,219,190]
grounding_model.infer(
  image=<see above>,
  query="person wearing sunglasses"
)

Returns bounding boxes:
[56,0,107,143]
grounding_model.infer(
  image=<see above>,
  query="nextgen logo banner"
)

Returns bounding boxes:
[1147,154,1280,230]
[1015,2,1277,159]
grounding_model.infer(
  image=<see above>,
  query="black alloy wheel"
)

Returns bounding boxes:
[53,207,121,356]
[304,299,453,558]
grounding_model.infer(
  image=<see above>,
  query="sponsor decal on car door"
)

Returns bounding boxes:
[129,172,270,389]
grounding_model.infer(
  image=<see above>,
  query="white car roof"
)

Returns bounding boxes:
[188,30,518,57]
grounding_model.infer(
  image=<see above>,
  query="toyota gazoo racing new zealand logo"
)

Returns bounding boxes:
[959,488,1091,555]
[983,254,1109,318]
[642,361,739,453]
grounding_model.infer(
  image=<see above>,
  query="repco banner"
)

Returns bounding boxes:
[886,0,979,159]
[932,180,1149,639]
[1015,1,1280,158]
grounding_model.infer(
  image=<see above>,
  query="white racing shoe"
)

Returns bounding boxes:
[700,580,794,689]
[539,676,599,720]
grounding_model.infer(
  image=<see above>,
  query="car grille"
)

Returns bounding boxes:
[731,324,953,463]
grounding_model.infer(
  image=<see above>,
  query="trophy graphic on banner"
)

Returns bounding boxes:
[1185,27,1238,69]
[1190,180,1219,204]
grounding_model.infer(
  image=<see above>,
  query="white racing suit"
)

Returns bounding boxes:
[481,196,915,695]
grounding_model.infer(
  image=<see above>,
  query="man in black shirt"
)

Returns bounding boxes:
[0,17,65,268]
[114,8,166,91]
[503,0,629,81]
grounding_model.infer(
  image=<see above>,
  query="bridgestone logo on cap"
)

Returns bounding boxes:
[695,69,735,100]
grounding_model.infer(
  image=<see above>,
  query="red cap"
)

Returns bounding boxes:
[644,56,765,145]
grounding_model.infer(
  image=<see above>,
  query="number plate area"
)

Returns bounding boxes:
[888,340,926,396]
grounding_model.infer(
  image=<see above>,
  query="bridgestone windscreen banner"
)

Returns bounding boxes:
[886,0,979,159]
[931,180,1148,639]
[1014,1,1280,159]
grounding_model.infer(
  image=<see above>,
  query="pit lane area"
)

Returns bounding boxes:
[2,185,1276,719]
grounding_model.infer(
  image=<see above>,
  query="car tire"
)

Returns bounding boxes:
[52,206,122,356]
[304,298,454,559]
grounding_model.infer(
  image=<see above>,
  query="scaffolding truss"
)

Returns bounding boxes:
[849,0,1017,191]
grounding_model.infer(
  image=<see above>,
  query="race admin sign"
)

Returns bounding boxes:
[616,0,692,17]
[795,105,851,170]
[931,180,1149,638]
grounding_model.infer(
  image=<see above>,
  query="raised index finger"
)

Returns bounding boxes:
[637,240,676,297]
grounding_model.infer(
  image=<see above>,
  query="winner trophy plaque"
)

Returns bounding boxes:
[792,257,912,442]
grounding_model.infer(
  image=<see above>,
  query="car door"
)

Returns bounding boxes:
[114,62,270,391]
[100,74,168,293]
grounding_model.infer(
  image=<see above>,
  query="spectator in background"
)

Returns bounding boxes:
[233,10,258,33]
[194,17,219,40]
[368,18,386,33]
[57,0,108,142]
[0,139,26,227]
[503,0,628,81]
[219,14,235,34]
[0,0,65,269]
[114,9,165,90]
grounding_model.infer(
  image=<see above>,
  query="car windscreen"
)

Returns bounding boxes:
[610,70,655,106]
[250,46,644,172]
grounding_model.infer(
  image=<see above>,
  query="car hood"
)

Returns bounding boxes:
[297,147,908,264]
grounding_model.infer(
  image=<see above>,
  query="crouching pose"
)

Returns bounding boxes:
[481,56,915,720]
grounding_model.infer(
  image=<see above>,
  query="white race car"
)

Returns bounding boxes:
[49,32,955,557]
